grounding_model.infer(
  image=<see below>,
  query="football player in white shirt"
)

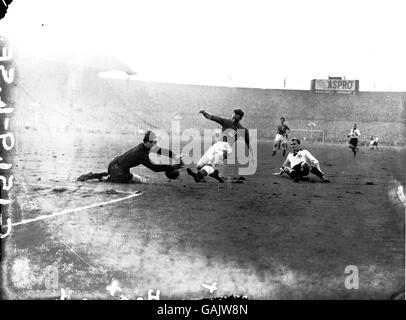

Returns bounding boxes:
[369,136,379,150]
[278,138,330,183]
[347,123,361,156]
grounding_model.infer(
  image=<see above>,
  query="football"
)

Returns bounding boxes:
[165,169,180,180]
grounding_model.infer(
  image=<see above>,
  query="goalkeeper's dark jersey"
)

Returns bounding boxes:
[111,143,174,172]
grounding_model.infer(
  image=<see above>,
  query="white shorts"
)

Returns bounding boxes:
[197,141,232,169]
[275,134,287,144]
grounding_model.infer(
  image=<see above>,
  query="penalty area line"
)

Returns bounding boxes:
[11,192,143,227]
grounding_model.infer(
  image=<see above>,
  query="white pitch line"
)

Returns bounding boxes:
[11,192,143,227]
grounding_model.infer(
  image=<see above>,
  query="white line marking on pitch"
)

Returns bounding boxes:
[11,192,143,227]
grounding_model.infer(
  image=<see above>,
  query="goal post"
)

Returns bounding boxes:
[288,129,325,144]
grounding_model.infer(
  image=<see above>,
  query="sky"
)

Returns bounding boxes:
[1,0,405,91]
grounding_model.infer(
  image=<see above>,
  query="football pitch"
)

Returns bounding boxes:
[2,133,405,299]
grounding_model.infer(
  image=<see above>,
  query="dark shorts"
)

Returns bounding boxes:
[288,163,310,178]
[349,138,358,148]
[108,161,133,183]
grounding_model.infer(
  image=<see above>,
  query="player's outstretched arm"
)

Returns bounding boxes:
[155,147,176,159]
[199,109,226,126]
[142,154,184,172]
[199,109,215,121]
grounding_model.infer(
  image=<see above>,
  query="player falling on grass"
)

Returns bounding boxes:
[348,123,361,156]
[272,117,290,157]
[278,138,329,183]
[186,108,254,183]
[77,131,183,183]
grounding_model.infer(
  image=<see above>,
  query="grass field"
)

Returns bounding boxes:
[2,132,405,299]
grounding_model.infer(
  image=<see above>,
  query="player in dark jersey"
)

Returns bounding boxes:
[186,108,254,183]
[272,117,290,156]
[77,131,183,183]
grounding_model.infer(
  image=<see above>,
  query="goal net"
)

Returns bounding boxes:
[289,129,325,144]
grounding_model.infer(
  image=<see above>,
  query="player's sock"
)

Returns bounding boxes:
[187,168,206,183]
[209,169,224,183]
[186,168,200,182]
[77,172,101,181]
[78,172,109,181]
[272,150,276,156]
[310,167,324,179]
[197,170,207,181]
[282,149,286,156]
[94,172,109,180]
[77,172,91,181]
[310,167,330,182]
[320,176,330,183]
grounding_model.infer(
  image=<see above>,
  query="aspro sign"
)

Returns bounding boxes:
[311,79,359,94]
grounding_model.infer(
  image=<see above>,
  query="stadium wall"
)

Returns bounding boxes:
[13,56,406,145]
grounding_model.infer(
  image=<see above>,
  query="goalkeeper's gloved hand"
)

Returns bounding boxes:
[172,158,184,170]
